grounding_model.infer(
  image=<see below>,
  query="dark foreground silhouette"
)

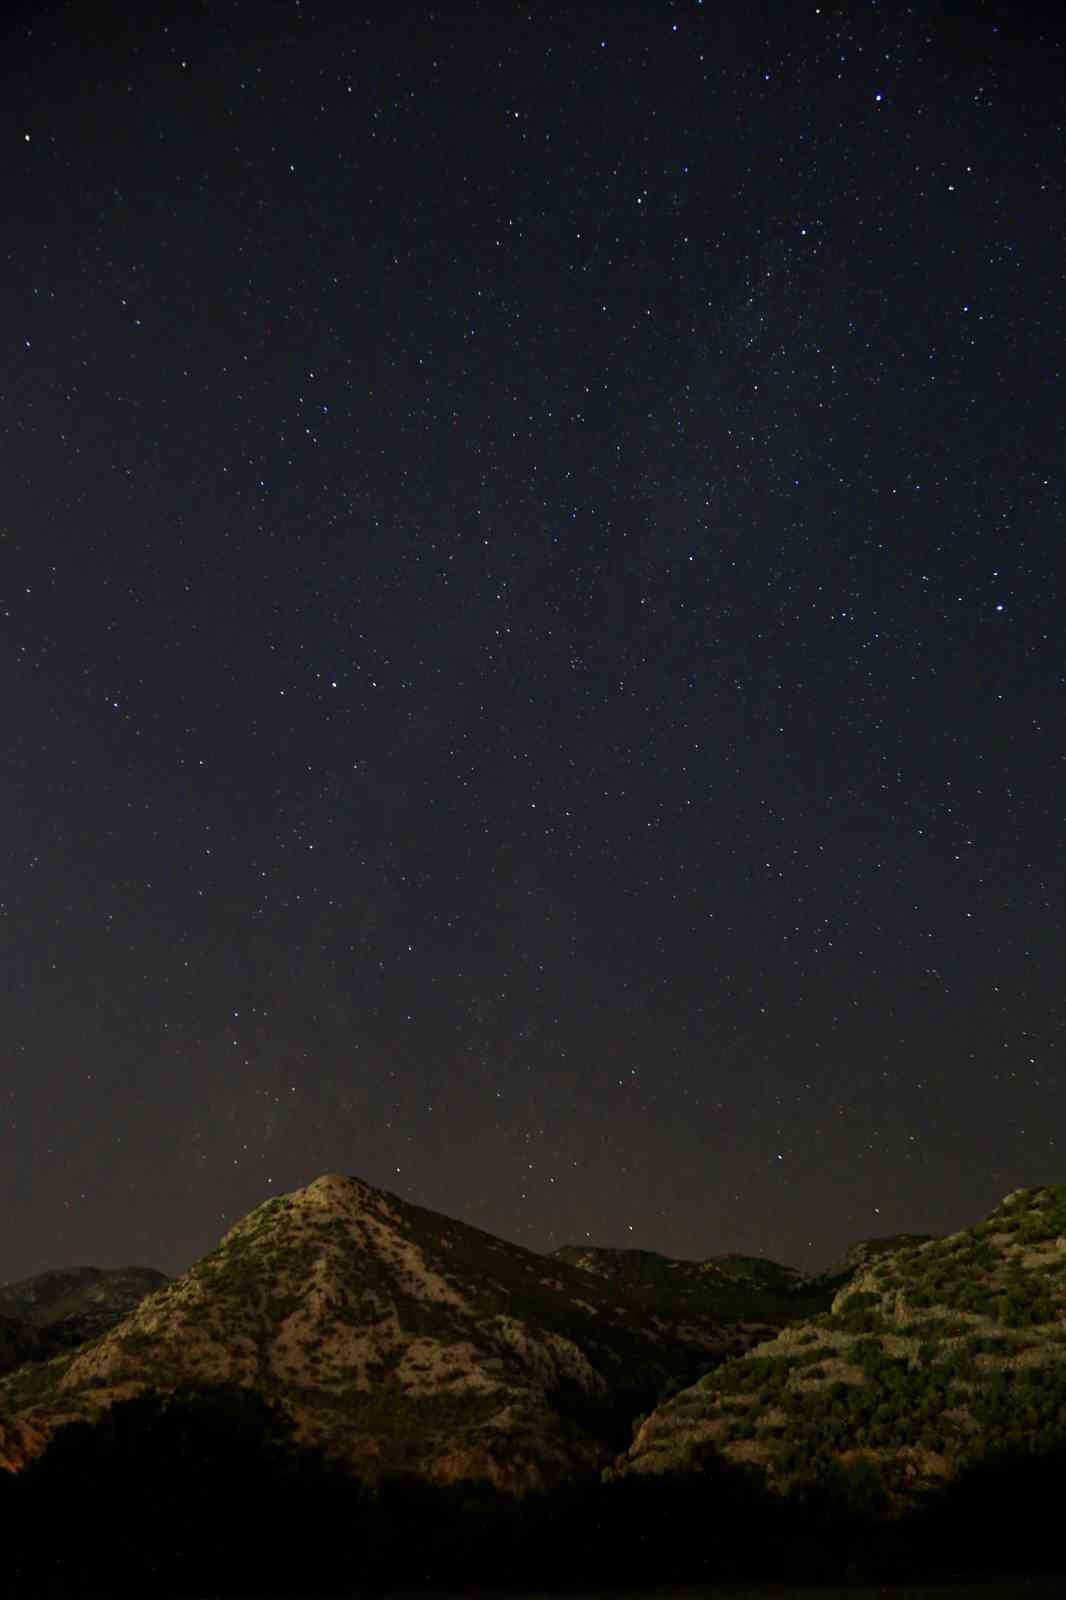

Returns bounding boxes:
[4,1386,1066,1597]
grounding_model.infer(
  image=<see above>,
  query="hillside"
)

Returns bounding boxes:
[618,1184,1066,1505]
[0,1174,767,1490]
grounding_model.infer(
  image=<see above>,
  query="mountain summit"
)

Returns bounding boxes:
[0,1173,765,1489]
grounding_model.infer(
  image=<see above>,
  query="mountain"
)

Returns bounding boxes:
[553,1243,844,1324]
[0,1174,769,1490]
[617,1184,1066,1506]
[0,1266,170,1356]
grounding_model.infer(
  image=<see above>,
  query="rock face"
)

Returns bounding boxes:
[618,1184,1066,1506]
[0,1267,170,1356]
[0,1174,766,1490]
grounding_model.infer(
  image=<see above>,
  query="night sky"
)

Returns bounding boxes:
[4,0,1064,1284]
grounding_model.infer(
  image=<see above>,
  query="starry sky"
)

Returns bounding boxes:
[4,0,1064,1283]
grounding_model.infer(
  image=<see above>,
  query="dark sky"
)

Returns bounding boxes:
[4,0,1064,1282]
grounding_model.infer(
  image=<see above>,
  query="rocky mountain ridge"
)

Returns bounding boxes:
[5,1176,1063,1517]
[0,1174,770,1489]
[4,1180,1065,1598]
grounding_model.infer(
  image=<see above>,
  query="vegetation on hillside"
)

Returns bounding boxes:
[624,1184,1066,1498]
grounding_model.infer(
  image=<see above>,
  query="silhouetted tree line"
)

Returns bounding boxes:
[3,1386,1066,1596]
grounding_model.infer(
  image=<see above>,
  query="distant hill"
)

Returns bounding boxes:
[0,1174,768,1489]
[617,1184,1066,1507]
[553,1243,845,1323]
[0,1266,170,1356]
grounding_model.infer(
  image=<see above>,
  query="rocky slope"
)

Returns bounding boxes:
[0,1266,170,1356]
[618,1184,1066,1505]
[0,1174,766,1489]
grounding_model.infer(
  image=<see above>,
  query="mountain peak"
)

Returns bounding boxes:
[0,1172,758,1490]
